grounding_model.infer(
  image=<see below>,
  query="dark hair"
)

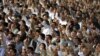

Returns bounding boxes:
[27,47,34,53]
[45,20,50,25]
[24,5,28,9]
[4,28,9,33]
[21,20,26,25]
[32,14,36,17]
[25,25,29,31]
[40,33,45,40]
[43,13,49,18]
[46,35,52,40]
[20,32,27,41]
[38,17,43,22]
[9,32,15,37]
[36,29,41,34]
[8,44,15,49]
[10,48,17,54]
[75,38,82,45]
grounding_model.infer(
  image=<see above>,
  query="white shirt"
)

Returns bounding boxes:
[48,10,55,20]
[3,8,9,15]
[42,26,53,35]
[79,22,82,29]
[59,19,67,25]
[22,15,31,28]
[78,51,85,56]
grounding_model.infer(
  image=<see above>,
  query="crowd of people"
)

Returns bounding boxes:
[0,0,100,56]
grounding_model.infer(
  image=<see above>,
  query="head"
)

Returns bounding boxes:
[51,22,57,28]
[21,46,28,56]
[4,28,9,35]
[10,21,18,29]
[73,38,81,46]
[19,24,26,32]
[43,14,49,20]
[79,44,90,56]
[35,30,41,37]
[19,20,26,26]
[77,31,83,38]
[7,32,14,40]
[23,38,30,47]
[7,44,15,51]
[27,47,34,54]
[39,43,46,50]
[14,34,20,43]
[0,21,4,31]
[40,33,45,40]
[71,31,77,38]
[31,14,36,19]
[7,48,16,56]
[45,35,52,44]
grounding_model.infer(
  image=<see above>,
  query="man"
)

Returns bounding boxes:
[0,37,5,56]
[0,20,6,56]
[27,47,40,56]
[7,48,17,56]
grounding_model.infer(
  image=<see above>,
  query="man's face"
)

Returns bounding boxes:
[8,49,16,56]
[77,32,82,38]
[21,49,27,56]
[45,36,50,43]
[20,25,25,31]
[8,33,13,40]
[35,32,39,37]
[51,22,55,28]
[15,35,20,42]
[43,15,48,20]
[71,31,76,38]
[0,23,3,30]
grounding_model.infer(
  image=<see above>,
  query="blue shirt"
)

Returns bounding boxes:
[0,47,5,56]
